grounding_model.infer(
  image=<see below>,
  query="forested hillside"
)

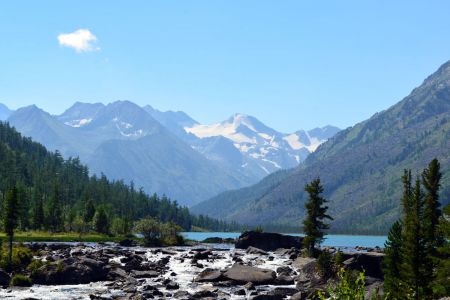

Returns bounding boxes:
[194,60,450,234]
[0,122,235,232]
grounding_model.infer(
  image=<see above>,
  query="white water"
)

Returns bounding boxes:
[0,245,299,299]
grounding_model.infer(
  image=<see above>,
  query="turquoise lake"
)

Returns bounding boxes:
[181,232,387,248]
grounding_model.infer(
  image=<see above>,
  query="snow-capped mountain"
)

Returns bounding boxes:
[7,101,249,206]
[3,100,339,205]
[184,113,340,176]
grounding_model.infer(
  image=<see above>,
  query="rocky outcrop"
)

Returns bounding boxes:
[194,268,224,282]
[342,252,385,279]
[223,264,276,285]
[235,231,303,251]
[32,257,108,285]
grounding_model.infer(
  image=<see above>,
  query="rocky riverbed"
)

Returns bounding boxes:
[0,239,384,300]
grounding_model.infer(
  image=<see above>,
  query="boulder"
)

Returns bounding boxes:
[276,266,295,276]
[246,246,269,256]
[274,275,295,285]
[106,267,128,280]
[341,252,385,279]
[290,291,307,300]
[165,280,179,290]
[32,257,108,285]
[193,250,212,260]
[235,231,302,251]
[223,264,276,285]
[191,290,218,298]
[293,257,326,295]
[195,268,224,282]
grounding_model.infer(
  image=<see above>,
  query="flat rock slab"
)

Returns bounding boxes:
[195,268,224,282]
[223,264,276,285]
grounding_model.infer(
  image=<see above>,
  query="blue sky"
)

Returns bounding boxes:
[1,1,449,132]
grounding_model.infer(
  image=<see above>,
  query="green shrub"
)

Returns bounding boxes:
[27,259,45,278]
[317,251,334,278]
[134,218,184,246]
[0,244,33,271]
[333,250,344,272]
[316,268,365,300]
[56,262,65,273]
[11,274,32,287]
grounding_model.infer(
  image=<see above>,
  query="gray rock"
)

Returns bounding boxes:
[274,275,295,285]
[290,291,307,300]
[195,268,224,282]
[223,264,276,285]
[165,280,179,290]
[246,246,268,256]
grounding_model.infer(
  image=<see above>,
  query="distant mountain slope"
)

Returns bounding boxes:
[193,60,450,234]
[8,101,246,206]
[0,103,13,121]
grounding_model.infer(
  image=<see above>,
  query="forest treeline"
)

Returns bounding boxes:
[0,122,240,234]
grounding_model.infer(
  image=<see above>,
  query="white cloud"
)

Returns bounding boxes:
[57,29,99,52]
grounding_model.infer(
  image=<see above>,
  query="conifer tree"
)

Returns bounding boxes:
[83,196,95,224]
[2,186,19,271]
[401,178,428,299]
[302,178,333,257]
[93,207,109,234]
[422,158,443,251]
[382,220,403,299]
[432,203,450,297]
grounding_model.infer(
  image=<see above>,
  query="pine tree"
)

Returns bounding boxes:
[401,169,413,220]
[422,159,442,251]
[2,186,20,271]
[432,204,450,297]
[382,220,403,299]
[83,196,95,224]
[401,178,428,299]
[93,207,109,234]
[302,178,333,257]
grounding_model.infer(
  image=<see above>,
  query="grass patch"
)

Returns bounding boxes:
[0,231,140,243]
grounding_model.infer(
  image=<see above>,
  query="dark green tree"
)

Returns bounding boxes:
[401,178,428,299]
[383,220,403,299]
[83,196,96,224]
[302,178,333,257]
[432,203,450,297]
[2,186,20,271]
[422,159,443,252]
[93,207,109,234]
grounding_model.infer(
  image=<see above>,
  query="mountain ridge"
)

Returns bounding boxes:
[5,100,338,206]
[192,60,450,234]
